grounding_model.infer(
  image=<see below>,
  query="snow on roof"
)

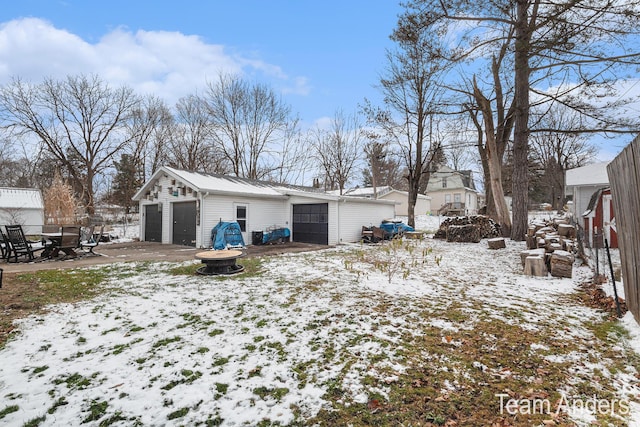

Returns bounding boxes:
[163,167,285,197]
[134,168,398,207]
[332,186,431,200]
[0,187,43,210]
[566,162,610,187]
[330,186,392,197]
[135,166,337,201]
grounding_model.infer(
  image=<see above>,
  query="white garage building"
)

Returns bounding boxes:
[133,167,397,248]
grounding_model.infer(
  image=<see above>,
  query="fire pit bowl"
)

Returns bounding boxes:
[195,250,244,275]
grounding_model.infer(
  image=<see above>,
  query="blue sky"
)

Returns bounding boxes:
[1,1,635,162]
[0,1,404,128]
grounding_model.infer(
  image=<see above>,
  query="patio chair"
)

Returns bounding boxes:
[4,225,44,262]
[59,225,82,257]
[0,228,12,261]
[80,225,103,255]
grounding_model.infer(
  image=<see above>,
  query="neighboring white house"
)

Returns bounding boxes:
[426,166,480,215]
[565,162,610,219]
[132,166,397,248]
[0,187,44,235]
[335,186,432,217]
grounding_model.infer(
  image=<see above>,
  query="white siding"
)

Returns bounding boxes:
[380,191,431,216]
[201,194,287,247]
[139,174,199,245]
[572,185,601,218]
[0,188,44,235]
[338,200,396,243]
[0,209,44,235]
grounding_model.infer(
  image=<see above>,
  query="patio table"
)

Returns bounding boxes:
[41,232,78,258]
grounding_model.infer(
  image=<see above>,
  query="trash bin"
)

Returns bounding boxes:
[252,231,264,245]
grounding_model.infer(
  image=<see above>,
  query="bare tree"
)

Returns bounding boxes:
[263,117,312,185]
[364,22,447,227]
[362,134,405,193]
[125,94,174,181]
[166,94,227,174]
[310,110,363,194]
[529,105,598,209]
[203,73,293,180]
[442,117,480,172]
[0,74,139,215]
[399,0,640,239]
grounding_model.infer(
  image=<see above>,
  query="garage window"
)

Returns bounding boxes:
[236,205,247,232]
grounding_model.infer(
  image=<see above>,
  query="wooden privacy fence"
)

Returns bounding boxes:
[607,135,640,321]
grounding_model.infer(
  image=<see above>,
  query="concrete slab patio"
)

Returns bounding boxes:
[0,241,330,274]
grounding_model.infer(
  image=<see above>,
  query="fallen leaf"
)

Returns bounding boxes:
[367,399,382,413]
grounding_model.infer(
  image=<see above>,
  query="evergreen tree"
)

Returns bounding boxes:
[111,154,141,214]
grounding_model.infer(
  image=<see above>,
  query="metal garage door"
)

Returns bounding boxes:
[292,203,328,245]
[172,201,196,246]
[144,204,162,242]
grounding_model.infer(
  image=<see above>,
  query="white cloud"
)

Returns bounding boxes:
[0,17,311,105]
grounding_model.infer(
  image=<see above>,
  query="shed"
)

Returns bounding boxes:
[0,187,44,235]
[582,187,618,249]
[132,167,397,248]
[565,162,610,219]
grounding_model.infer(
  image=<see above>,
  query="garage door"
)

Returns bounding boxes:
[292,203,328,245]
[144,204,162,243]
[172,201,196,246]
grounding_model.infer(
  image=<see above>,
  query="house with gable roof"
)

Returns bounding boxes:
[426,166,480,216]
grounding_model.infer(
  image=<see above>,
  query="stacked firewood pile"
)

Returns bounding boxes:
[434,215,502,242]
[521,217,577,278]
[446,224,481,243]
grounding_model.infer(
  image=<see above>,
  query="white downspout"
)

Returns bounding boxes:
[201,192,209,248]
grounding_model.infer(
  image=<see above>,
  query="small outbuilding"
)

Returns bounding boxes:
[133,167,397,248]
[565,162,615,248]
[582,187,617,248]
[0,187,44,235]
[565,162,610,219]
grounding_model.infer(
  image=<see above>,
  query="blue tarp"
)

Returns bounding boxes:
[262,227,290,244]
[211,221,246,250]
[379,220,414,238]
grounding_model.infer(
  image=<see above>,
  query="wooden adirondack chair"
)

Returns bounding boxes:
[4,225,43,262]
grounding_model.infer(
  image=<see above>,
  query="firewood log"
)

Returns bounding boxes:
[488,237,506,249]
[524,256,547,277]
[550,250,574,278]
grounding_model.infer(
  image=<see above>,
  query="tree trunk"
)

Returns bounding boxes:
[478,143,496,217]
[407,175,418,228]
[486,134,512,237]
[511,0,532,241]
[473,79,511,235]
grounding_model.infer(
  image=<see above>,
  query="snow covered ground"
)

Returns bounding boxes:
[1,215,640,425]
